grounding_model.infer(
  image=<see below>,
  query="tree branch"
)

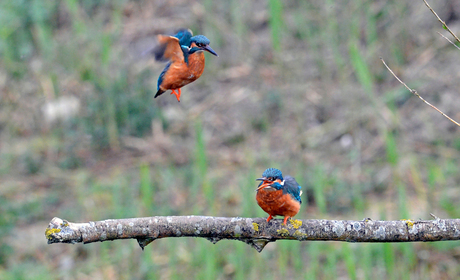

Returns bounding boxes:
[380,58,460,127]
[423,0,460,44]
[437,31,460,51]
[45,216,460,252]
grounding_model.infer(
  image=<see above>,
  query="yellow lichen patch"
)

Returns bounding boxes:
[289,219,302,229]
[403,219,415,228]
[45,228,61,239]
[60,221,69,227]
[401,219,415,228]
[293,230,308,240]
[252,223,259,232]
[277,228,290,237]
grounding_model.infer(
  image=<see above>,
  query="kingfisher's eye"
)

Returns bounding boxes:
[268,177,273,181]
[197,43,204,47]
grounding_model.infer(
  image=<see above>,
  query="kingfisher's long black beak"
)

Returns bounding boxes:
[256,181,278,192]
[256,184,266,191]
[255,177,267,192]
[203,45,218,56]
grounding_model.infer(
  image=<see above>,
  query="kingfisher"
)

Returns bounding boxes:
[256,168,303,226]
[153,29,218,102]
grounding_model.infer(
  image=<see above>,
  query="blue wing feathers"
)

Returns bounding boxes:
[157,62,171,90]
[175,29,193,46]
[175,29,192,65]
[283,176,302,204]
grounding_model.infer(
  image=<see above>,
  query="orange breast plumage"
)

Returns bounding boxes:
[159,52,205,90]
[256,187,301,219]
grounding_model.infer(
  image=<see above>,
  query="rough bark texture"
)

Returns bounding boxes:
[45,216,460,252]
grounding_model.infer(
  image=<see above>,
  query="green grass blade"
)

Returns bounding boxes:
[342,243,357,280]
[268,0,283,52]
[140,162,153,213]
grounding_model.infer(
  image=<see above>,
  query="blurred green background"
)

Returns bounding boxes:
[2,0,460,279]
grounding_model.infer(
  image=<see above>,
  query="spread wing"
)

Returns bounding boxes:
[283,176,302,204]
[153,35,185,64]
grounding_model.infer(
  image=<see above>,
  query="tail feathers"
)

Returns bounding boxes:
[154,89,165,98]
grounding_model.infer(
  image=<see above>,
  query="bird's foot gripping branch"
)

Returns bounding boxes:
[45,215,460,252]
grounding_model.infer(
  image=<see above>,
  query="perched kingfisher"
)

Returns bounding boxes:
[256,168,303,225]
[153,29,218,102]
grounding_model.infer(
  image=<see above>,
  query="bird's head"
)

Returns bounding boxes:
[256,168,284,191]
[189,35,218,56]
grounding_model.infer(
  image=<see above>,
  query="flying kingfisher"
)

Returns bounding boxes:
[256,168,303,226]
[153,29,218,102]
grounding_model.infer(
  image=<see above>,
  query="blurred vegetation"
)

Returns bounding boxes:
[1,0,460,279]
